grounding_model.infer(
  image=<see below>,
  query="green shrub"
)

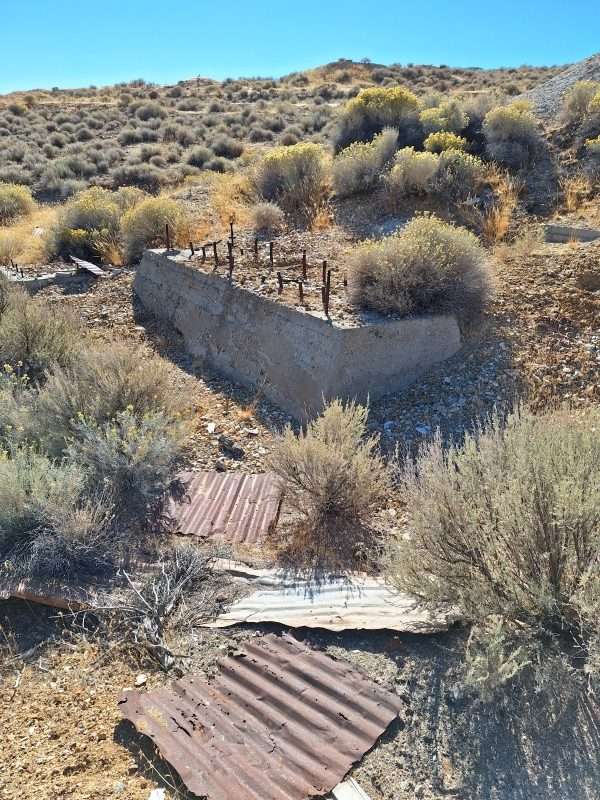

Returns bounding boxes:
[186,145,213,168]
[0,365,33,449]
[212,135,244,159]
[384,147,485,204]
[419,100,468,135]
[249,201,286,238]
[433,149,485,198]
[334,86,420,149]
[0,288,81,379]
[385,406,600,699]
[66,409,188,520]
[269,399,388,569]
[348,214,491,319]
[121,196,184,263]
[332,127,398,197]
[424,131,468,153]
[0,183,35,224]
[136,102,167,121]
[253,142,327,220]
[36,343,187,458]
[483,102,540,168]
[0,447,112,580]
[48,186,121,260]
[562,80,600,121]
[384,147,438,198]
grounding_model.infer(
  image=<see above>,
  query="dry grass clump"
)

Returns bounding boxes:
[349,214,491,320]
[332,127,398,197]
[561,80,600,122]
[334,86,420,149]
[253,142,327,221]
[559,172,592,212]
[0,286,81,379]
[0,229,24,265]
[0,183,35,224]
[121,195,185,262]
[386,406,600,702]
[249,201,286,238]
[483,101,540,168]
[584,136,600,175]
[269,399,388,570]
[423,131,468,153]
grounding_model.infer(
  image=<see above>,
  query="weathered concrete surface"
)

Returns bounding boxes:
[545,223,600,244]
[135,250,461,419]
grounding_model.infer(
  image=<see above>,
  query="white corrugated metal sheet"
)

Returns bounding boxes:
[205,573,459,633]
[332,778,372,800]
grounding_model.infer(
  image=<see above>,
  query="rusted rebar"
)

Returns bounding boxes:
[165,223,171,251]
[302,250,307,280]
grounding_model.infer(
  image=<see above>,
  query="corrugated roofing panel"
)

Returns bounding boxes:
[205,574,458,632]
[165,471,282,545]
[119,633,402,800]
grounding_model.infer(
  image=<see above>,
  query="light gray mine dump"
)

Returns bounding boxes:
[135,249,462,419]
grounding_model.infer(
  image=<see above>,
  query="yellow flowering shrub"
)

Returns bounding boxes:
[424,131,468,153]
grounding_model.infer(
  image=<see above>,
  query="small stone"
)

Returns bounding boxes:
[113,781,126,794]
[207,422,217,434]
[148,790,166,800]
[135,674,147,687]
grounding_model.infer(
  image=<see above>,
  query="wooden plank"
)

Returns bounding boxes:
[70,255,106,277]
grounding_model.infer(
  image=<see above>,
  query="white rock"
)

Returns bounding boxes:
[207,422,217,434]
[148,790,166,800]
[135,673,147,687]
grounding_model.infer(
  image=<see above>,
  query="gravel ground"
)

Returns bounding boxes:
[2,602,598,800]
[520,53,600,119]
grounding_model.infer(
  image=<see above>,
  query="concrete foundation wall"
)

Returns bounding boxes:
[135,250,462,419]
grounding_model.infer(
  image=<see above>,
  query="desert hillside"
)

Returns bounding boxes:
[1,54,600,800]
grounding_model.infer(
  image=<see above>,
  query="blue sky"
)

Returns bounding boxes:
[2,0,599,94]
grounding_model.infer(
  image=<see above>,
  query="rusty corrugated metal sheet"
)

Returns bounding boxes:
[119,634,402,800]
[166,471,282,545]
[205,574,459,633]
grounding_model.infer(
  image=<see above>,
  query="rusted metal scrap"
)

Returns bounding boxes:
[165,471,283,545]
[119,633,402,800]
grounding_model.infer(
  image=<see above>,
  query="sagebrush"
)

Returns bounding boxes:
[269,399,388,569]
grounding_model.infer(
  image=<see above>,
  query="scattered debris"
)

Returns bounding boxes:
[119,633,402,800]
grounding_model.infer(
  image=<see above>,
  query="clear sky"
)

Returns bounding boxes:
[2,0,599,94]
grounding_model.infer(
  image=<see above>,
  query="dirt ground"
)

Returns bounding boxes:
[1,600,599,800]
[3,202,600,800]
